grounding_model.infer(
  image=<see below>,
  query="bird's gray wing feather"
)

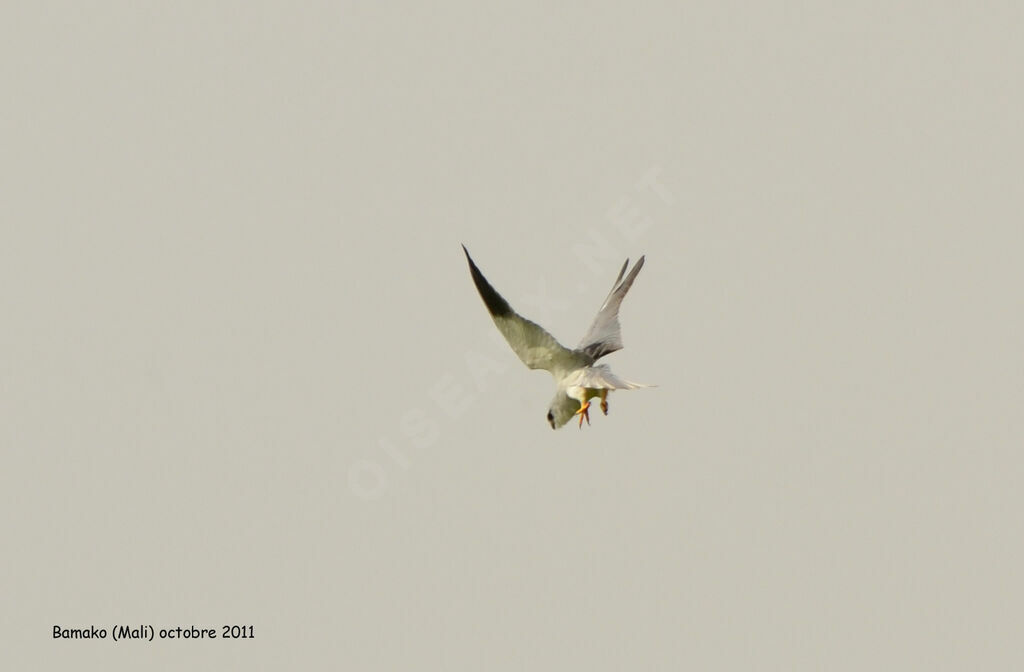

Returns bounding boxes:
[463,246,577,373]
[576,256,646,360]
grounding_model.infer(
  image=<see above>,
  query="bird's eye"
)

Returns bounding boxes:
[546,411,554,421]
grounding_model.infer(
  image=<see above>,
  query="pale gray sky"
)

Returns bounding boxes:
[3,2,1022,669]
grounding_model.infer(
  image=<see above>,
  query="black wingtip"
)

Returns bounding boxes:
[462,246,512,318]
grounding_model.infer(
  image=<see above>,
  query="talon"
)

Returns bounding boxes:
[574,400,591,428]
[600,389,609,415]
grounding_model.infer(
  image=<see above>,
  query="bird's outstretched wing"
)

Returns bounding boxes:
[463,246,577,373]
[577,256,646,360]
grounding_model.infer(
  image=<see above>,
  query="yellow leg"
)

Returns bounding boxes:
[574,400,591,428]
[599,389,609,415]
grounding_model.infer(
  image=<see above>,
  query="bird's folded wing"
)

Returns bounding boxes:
[577,256,646,360]
[463,246,576,372]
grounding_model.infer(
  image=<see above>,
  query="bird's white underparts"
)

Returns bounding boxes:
[462,245,653,430]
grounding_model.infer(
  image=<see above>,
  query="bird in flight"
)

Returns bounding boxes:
[462,245,653,429]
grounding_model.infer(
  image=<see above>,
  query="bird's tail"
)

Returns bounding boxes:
[569,365,655,390]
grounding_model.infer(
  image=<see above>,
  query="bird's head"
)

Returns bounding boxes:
[546,394,577,430]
